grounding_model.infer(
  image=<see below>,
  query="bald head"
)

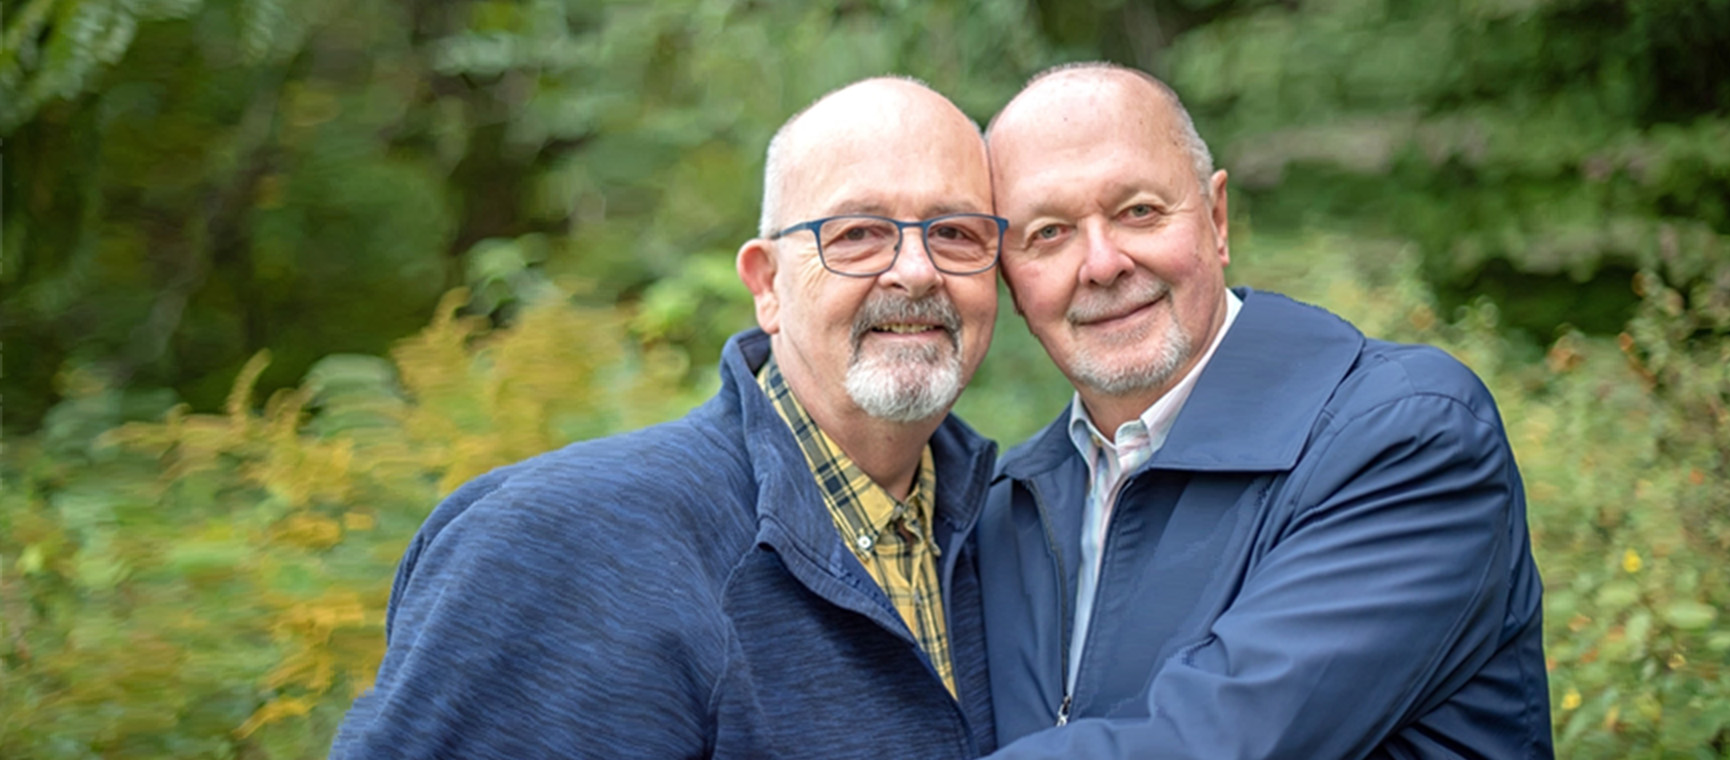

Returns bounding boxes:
[758,77,987,237]
[735,75,1000,473]
[989,63,1214,200]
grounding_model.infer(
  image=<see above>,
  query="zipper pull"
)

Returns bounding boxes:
[1055,693,1072,727]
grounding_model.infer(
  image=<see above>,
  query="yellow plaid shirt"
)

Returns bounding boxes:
[757,356,957,697]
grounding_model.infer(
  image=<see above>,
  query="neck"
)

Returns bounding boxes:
[1080,293,1234,438]
[1077,360,1191,439]
[1077,389,1162,442]
[767,337,947,499]
[810,406,941,500]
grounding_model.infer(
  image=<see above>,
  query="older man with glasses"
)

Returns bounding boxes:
[330,76,1005,759]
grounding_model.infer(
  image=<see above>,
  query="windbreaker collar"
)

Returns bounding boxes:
[999,288,1364,479]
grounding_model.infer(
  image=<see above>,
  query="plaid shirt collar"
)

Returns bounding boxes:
[756,355,938,549]
[755,352,953,697]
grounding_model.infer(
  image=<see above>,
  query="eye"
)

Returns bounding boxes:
[928,223,966,242]
[1124,203,1155,219]
[1034,224,1063,241]
[822,217,896,247]
[841,225,885,242]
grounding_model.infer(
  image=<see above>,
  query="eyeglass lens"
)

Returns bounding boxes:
[817,215,999,274]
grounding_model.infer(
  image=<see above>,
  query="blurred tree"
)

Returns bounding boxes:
[0,286,701,758]
[3,0,457,429]
[5,0,1728,756]
[1,0,1053,431]
[1150,0,1730,341]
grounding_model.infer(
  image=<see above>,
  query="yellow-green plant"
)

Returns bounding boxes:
[1,290,697,758]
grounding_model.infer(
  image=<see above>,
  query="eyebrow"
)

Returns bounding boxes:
[1018,198,1072,221]
[826,201,893,217]
[824,201,986,219]
[1019,182,1160,221]
[924,202,987,217]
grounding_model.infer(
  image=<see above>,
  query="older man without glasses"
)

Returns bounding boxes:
[976,63,1554,760]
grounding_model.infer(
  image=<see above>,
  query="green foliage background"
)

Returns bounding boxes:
[2,0,1726,756]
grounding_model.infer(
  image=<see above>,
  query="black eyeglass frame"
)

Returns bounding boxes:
[769,213,1010,277]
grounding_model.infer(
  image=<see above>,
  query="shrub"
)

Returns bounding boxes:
[0,290,696,758]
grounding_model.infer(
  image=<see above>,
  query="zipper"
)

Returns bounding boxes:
[1064,476,1133,720]
[1037,469,1152,728]
[1024,478,1073,728]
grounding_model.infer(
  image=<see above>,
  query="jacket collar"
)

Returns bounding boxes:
[721,329,998,553]
[1000,288,1363,479]
[721,329,998,740]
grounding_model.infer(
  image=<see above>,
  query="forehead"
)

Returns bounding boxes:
[989,75,1190,212]
[782,92,992,217]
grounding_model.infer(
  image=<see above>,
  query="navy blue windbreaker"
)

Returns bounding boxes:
[979,289,1553,759]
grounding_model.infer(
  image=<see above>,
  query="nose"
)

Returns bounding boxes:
[1076,216,1133,287]
[878,227,941,298]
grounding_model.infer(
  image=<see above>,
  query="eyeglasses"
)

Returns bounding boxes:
[770,213,1009,277]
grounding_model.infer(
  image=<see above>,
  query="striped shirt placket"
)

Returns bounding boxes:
[1068,420,1153,695]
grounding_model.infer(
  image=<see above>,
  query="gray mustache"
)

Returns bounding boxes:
[850,294,962,350]
[1068,278,1171,323]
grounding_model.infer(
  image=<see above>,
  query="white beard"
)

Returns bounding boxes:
[1068,314,1192,396]
[1063,274,1193,397]
[845,341,963,423]
[844,291,965,422]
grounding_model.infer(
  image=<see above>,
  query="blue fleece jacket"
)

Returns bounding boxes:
[330,328,998,759]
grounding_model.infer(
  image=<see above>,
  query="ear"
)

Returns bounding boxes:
[1208,169,1230,267]
[736,238,782,334]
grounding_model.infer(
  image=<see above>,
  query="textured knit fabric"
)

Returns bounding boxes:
[328,328,998,760]
[979,288,1553,760]
[756,356,957,697]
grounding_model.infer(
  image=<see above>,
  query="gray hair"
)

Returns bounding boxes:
[989,62,1216,199]
[757,106,803,238]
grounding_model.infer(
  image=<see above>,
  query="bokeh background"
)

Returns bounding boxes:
[3,0,1727,756]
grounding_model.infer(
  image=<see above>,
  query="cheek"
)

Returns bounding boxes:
[1155,220,1219,273]
[1002,257,1052,304]
[954,276,999,320]
[1006,270,1070,324]
[788,262,829,299]
[784,265,843,323]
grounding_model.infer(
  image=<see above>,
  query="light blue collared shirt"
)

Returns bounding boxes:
[1063,288,1242,692]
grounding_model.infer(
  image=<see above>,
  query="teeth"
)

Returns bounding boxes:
[875,324,931,334]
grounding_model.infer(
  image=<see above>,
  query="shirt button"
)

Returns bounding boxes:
[856,534,874,551]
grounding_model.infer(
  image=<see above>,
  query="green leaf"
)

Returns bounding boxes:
[1593,581,1640,611]
[1662,600,1718,631]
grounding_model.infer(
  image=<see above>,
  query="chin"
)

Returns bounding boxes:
[1068,334,1192,398]
[846,359,962,423]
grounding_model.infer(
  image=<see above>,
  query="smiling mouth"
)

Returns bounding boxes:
[1075,293,1164,327]
[1089,303,1151,326]
[871,323,943,334]
[850,292,963,353]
